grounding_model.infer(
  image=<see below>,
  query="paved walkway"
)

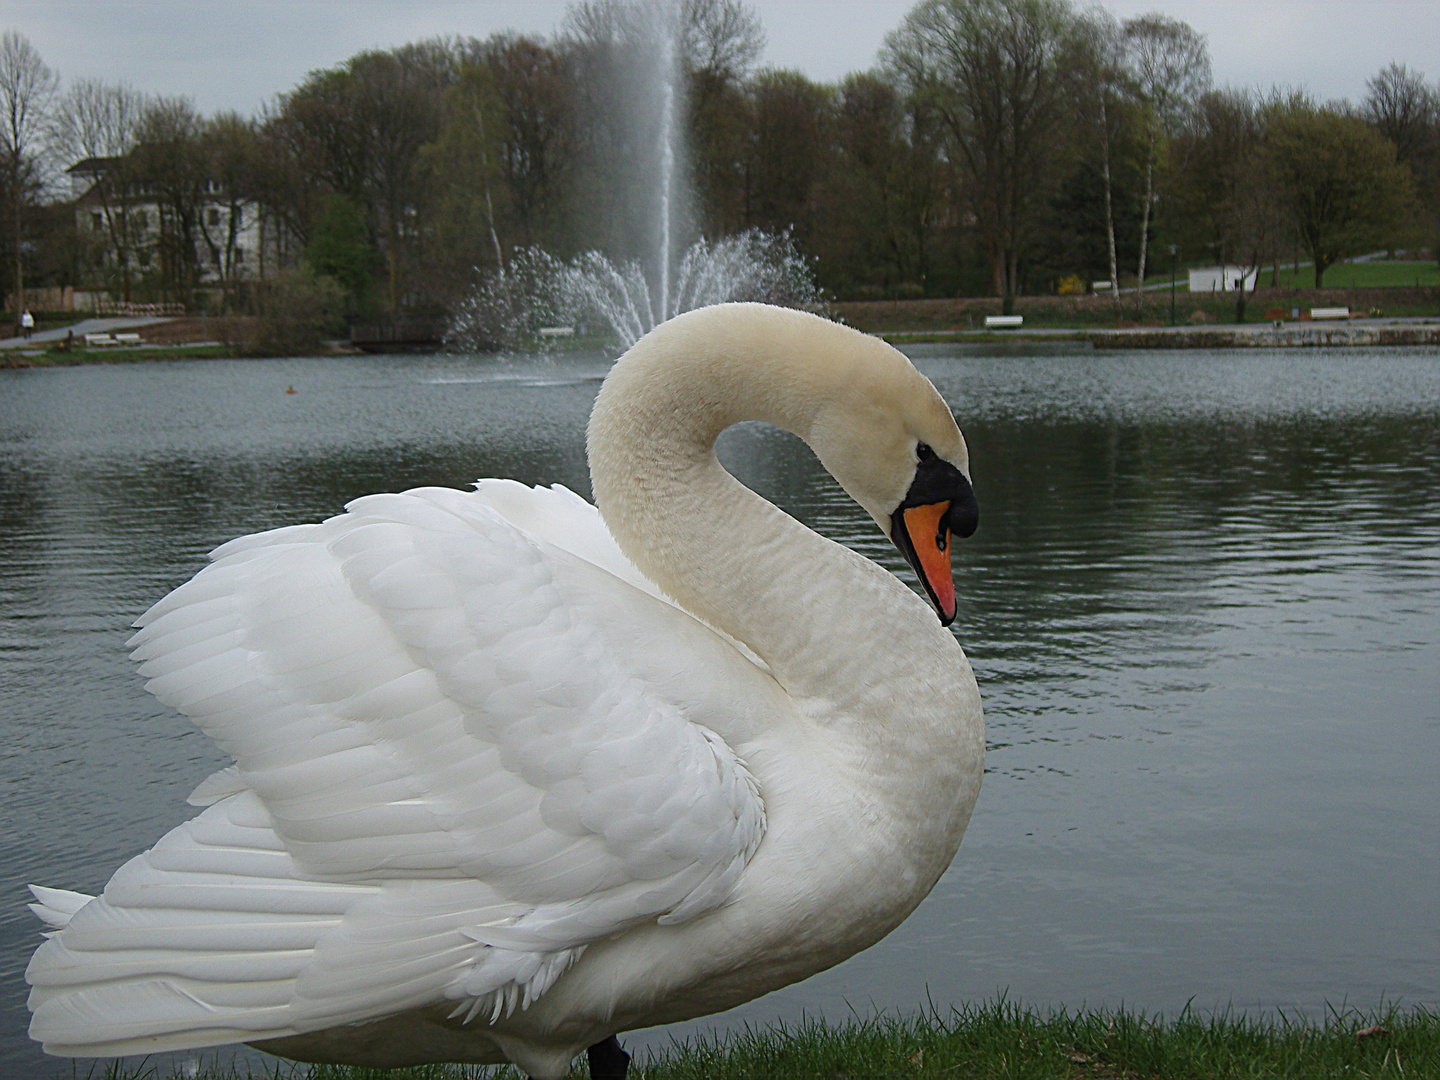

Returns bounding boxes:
[0,316,173,350]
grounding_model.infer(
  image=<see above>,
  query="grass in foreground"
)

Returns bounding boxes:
[69,999,1439,1080]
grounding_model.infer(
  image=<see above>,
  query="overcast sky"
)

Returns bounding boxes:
[6,0,1438,118]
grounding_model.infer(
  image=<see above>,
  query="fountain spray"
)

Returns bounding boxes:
[448,0,826,355]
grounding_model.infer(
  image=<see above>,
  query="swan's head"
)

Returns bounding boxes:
[591,303,978,626]
[800,324,979,627]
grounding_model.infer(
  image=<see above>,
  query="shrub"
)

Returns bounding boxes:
[247,268,347,356]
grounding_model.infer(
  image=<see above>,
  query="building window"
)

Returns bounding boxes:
[91,212,103,231]
[138,249,152,269]
[134,209,148,230]
[234,246,245,264]
[207,207,221,227]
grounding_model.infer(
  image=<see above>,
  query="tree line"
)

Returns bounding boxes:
[1,0,1435,324]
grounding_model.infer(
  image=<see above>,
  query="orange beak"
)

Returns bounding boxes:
[898,501,956,625]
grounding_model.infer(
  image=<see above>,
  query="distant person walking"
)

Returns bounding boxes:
[20,309,34,339]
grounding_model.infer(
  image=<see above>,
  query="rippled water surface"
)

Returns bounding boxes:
[1,347,1437,1073]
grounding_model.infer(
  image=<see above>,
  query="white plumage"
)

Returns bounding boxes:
[27,304,984,1079]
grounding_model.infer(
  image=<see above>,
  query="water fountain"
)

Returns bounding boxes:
[448,0,825,354]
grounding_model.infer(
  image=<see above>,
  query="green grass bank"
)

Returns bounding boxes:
[76,1001,1439,1080]
[1,343,232,368]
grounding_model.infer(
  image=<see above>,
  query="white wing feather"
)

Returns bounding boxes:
[27,484,772,1055]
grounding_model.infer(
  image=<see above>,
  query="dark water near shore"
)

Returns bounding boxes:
[1,347,1436,1074]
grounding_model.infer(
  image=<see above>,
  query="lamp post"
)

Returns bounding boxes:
[1169,244,1178,326]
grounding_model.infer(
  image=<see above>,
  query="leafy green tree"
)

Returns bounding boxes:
[744,70,832,243]
[272,47,449,311]
[418,63,512,305]
[812,72,951,298]
[1264,98,1416,287]
[305,193,376,310]
[689,64,752,238]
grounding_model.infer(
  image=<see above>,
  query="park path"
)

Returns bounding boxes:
[0,316,173,351]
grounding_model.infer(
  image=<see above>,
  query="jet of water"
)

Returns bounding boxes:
[449,230,828,354]
[446,0,827,355]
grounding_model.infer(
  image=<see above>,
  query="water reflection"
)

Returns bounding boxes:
[0,348,1436,1075]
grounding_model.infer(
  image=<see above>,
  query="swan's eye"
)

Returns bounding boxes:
[916,442,935,462]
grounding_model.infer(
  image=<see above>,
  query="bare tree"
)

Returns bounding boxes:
[0,30,58,316]
[479,35,574,248]
[1123,12,1209,287]
[1073,8,1130,302]
[885,0,1077,314]
[1363,62,1439,260]
[1222,144,1286,323]
[1181,89,1285,322]
[196,112,261,299]
[1363,62,1437,165]
[51,78,146,299]
[681,0,765,81]
[681,0,763,239]
[131,97,210,301]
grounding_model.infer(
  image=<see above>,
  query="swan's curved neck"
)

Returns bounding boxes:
[587,309,905,702]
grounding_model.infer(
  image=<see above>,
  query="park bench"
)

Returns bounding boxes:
[538,326,575,338]
[984,315,1024,328]
[1310,307,1350,320]
[112,332,143,345]
[83,332,119,347]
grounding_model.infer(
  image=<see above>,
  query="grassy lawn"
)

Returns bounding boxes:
[1265,262,1440,290]
[82,1000,1438,1079]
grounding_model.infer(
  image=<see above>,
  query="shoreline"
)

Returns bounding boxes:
[4,319,1438,370]
[878,321,1440,349]
[0,342,233,368]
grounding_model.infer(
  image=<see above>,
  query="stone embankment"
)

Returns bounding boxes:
[834,287,1440,336]
[1092,323,1440,349]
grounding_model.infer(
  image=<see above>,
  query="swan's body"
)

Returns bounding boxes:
[26,304,983,1079]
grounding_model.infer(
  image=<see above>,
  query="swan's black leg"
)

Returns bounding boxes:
[586,1034,630,1079]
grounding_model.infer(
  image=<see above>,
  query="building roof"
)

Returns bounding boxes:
[65,156,122,176]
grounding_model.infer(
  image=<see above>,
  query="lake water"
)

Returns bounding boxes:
[1,346,1437,1075]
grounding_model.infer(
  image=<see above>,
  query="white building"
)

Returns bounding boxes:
[1188,265,1258,292]
[66,157,277,294]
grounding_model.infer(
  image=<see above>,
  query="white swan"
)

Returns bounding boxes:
[26,303,983,1079]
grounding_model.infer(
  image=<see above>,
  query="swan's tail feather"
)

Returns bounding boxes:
[30,977,300,1057]
[27,886,93,932]
[25,790,552,1058]
[25,791,365,1057]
